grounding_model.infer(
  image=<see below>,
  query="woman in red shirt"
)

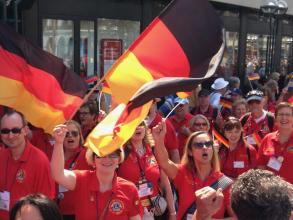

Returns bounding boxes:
[219,117,257,179]
[152,122,236,220]
[51,124,142,220]
[117,122,176,219]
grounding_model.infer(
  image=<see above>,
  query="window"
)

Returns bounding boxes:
[80,21,95,77]
[42,19,74,69]
[280,36,293,75]
[97,18,140,77]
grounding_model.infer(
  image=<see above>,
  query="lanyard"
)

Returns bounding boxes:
[96,191,114,220]
[67,151,81,170]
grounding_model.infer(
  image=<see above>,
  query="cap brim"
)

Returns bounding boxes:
[246,96,262,102]
[211,81,229,90]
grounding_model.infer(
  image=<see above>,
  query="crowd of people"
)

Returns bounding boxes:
[0,73,293,220]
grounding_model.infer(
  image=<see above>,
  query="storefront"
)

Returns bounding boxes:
[2,0,293,85]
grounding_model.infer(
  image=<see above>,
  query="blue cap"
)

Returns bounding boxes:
[174,97,189,105]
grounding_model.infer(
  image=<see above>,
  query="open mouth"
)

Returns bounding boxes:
[202,152,208,159]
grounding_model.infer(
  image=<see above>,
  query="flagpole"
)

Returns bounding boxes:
[69,74,108,120]
[164,102,181,119]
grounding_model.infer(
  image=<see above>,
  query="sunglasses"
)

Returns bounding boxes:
[192,141,213,149]
[0,127,23,135]
[65,131,79,138]
[194,123,208,127]
[95,151,120,159]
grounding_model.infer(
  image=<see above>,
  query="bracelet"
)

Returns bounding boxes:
[169,211,176,216]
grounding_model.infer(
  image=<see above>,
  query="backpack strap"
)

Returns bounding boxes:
[182,175,233,220]
[266,112,275,132]
[240,113,250,127]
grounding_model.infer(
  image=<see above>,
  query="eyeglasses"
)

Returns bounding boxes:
[277,113,292,118]
[65,131,79,138]
[194,123,208,127]
[95,152,120,159]
[0,127,24,135]
[192,141,213,149]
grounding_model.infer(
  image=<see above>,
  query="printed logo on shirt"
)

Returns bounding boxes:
[147,155,157,166]
[109,199,124,215]
[16,169,25,183]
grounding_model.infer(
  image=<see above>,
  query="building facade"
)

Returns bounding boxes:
[1,0,293,87]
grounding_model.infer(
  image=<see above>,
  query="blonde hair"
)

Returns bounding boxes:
[181,131,220,173]
[64,120,84,145]
[190,114,210,131]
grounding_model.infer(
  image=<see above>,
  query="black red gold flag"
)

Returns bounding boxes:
[0,22,88,133]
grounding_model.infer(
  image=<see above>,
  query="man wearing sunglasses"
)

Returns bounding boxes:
[0,110,55,220]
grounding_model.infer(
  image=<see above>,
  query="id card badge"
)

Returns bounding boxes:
[0,191,10,211]
[58,185,69,193]
[267,157,282,171]
[233,161,245,168]
[246,135,256,145]
[138,182,153,198]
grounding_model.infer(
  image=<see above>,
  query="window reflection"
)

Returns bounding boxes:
[97,18,140,77]
[219,31,238,77]
[245,34,268,78]
[42,19,74,69]
[280,36,293,75]
[80,21,94,77]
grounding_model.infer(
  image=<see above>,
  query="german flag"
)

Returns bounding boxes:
[105,0,224,109]
[220,97,232,109]
[0,22,88,134]
[85,0,224,155]
[247,72,260,81]
[252,132,262,147]
[212,126,229,148]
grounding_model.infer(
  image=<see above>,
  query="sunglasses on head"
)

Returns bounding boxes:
[0,127,23,135]
[95,151,120,159]
[65,131,79,138]
[192,140,213,149]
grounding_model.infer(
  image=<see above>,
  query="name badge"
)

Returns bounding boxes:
[186,214,193,220]
[245,135,256,145]
[233,161,245,168]
[138,182,153,198]
[58,185,69,193]
[0,191,10,211]
[267,157,282,171]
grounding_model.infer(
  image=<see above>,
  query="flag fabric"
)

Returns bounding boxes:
[105,0,224,109]
[85,0,224,156]
[0,22,88,134]
[247,72,260,81]
[220,97,232,109]
[252,132,262,147]
[212,126,229,148]
[288,96,293,106]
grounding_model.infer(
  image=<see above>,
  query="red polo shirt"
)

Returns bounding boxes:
[168,113,193,157]
[219,142,258,179]
[58,147,92,215]
[258,131,293,184]
[173,165,231,220]
[148,113,179,153]
[30,128,54,159]
[0,142,55,220]
[241,113,273,137]
[117,145,161,205]
[74,170,142,220]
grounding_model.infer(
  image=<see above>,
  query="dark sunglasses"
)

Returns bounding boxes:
[95,151,120,159]
[194,123,207,127]
[65,131,79,138]
[0,127,23,135]
[192,141,213,149]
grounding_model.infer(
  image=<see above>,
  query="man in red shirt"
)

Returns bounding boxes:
[258,102,293,184]
[167,97,193,157]
[146,99,180,163]
[0,110,55,220]
[241,90,275,147]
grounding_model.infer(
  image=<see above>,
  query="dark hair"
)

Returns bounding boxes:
[1,109,27,127]
[223,117,242,131]
[79,101,99,116]
[10,194,63,220]
[275,102,293,116]
[231,169,292,220]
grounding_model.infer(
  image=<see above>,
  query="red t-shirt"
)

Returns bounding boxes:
[173,165,231,220]
[219,142,258,179]
[74,171,142,220]
[30,128,54,159]
[148,113,179,152]
[0,142,55,220]
[168,113,193,157]
[258,131,293,184]
[117,145,161,206]
[58,147,92,215]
